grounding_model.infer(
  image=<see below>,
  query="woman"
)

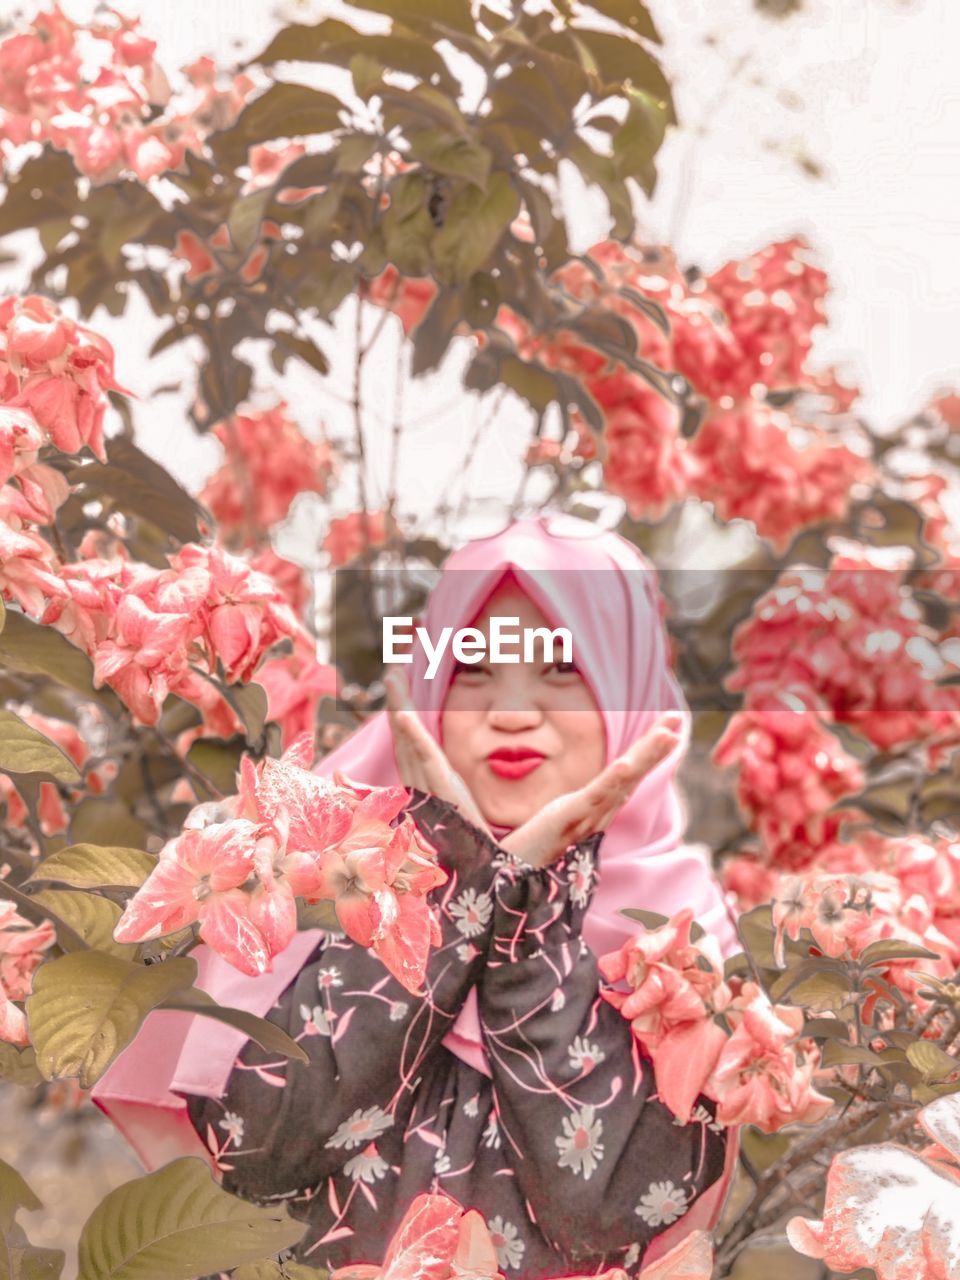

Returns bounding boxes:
[93,515,738,1278]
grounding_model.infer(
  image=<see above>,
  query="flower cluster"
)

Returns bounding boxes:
[113,738,447,992]
[0,6,252,182]
[599,911,832,1133]
[327,1188,712,1280]
[0,901,56,1045]
[712,686,865,869]
[199,402,336,547]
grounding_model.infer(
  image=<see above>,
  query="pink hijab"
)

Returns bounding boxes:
[312,515,739,1076]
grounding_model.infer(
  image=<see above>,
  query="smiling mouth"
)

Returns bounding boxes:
[486,749,545,781]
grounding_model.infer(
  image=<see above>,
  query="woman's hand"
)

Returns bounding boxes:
[384,670,493,836]
[499,711,685,870]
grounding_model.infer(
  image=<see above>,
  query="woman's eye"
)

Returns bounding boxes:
[548,659,580,676]
[452,659,490,679]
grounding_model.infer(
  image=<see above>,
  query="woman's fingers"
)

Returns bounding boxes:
[384,671,492,834]
[501,712,684,867]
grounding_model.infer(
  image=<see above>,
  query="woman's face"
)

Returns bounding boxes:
[439,581,607,829]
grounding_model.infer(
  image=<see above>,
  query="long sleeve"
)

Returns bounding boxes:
[476,835,729,1268]
[183,792,504,1199]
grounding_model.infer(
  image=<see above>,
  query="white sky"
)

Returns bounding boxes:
[10,0,960,565]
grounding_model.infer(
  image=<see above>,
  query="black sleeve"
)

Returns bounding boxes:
[183,792,502,1199]
[476,835,729,1266]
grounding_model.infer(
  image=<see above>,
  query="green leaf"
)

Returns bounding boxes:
[227,187,275,256]
[432,172,520,285]
[29,890,137,960]
[0,1044,43,1089]
[99,200,160,269]
[269,333,331,378]
[27,954,198,1088]
[160,988,308,1063]
[216,84,344,165]
[819,1040,885,1068]
[907,1040,959,1082]
[346,0,473,34]
[0,610,118,709]
[612,88,668,196]
[564,135,634,238]
[75,1158,306,1280]
[801,1017,851,1040]
[234,1261,323,1280]
[334,132,381,175]
[620,907,704,940]
[67,435,206,545]
[570,27,673,109]
[0,595,5,633]
[69,799,148,852]
[185,738,245,798]
[859,938,941,966]
[407,128,491,189]
[740,1128,790,1172]
[0,709,81,783]
[28,844,155,891]
[0,1155,64,1280]
[253,20,457,94]
[380,83,469,135]
[582,0,662,42]
[409,287,463,377]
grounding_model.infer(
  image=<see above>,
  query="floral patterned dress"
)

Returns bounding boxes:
[182,793,728,1279]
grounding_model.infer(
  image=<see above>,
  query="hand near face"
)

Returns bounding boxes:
[498,711,684,869]
[386,669,683,871]
[384,670,493,836]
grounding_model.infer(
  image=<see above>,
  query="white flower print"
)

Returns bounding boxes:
[317,966,342,990]
[218,1111,244,1145]
[567,1035,605,1074]
[463,1094,480,1119]
[550,989,566,1013]
[623,1243,642,1270]
[679,1103,723,1133]
[487,1216,525,1271]
[449,888,493,938]
[555,1104,604,1180]
[325,1105,394,1150]
[567,850,595,907]
[299,1003,331,1036]
[389,1001,409,1022]
[482,1112,501,1149]
[635,1179,688,1227]
[434,1149,451,1176]
[456,942,478,964]
[344,1141,388,1184]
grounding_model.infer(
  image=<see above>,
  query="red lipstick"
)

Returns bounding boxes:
[486,747,545,780]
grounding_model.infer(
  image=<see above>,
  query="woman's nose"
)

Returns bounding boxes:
[486,703,543,732]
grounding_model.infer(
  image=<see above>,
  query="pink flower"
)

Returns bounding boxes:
[257,629,339,752]
[113,819,270,973]
[584,370,689,522]
[688,401,873,553]
[331,1191,503,1280]
[599,910,731,1123]
[713,686,865,870]
[704,983,833,1133]
[0,901,56,1046]
[91,592,195,724]
[200,403,336,546]
[787,1094,960,1280]
[322,511,390,567]
[0,407,44,483]
[242,139,306,193]
[168,542,299,684]
[364,268,437,336]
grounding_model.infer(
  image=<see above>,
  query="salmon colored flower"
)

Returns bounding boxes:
[0,901,56,1046]
[599,910,731,1124]
[704,983,832,1133]
[113,819,268,972]
[91,592,195,724]
[322,511,390,567]
[787,1094,960,1280]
